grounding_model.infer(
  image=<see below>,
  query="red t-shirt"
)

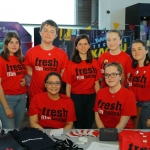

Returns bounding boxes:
[28,92,76,128]
[93,87,137,129]
[0,56,26,95]
[62,59,100,94]
[128,64,150,102]
[24,45,68,98]
[119,130,150,150]
[98,51,132,87]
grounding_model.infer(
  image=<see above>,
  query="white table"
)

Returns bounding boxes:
[43,129,119,149]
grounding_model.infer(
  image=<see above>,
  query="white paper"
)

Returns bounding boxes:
[86,142,119,150]
[50,128,63,136]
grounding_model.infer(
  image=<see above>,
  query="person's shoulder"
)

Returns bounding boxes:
[60,94,71,100]
[120,51,130,57]
[53,46,66,53]
[27,45,40,53]
[121,87,134,96]
[99,51,109,57]
[92,58,98,63]
[98,87,108,94]
[60,94,74,103]
[33,92,47,99]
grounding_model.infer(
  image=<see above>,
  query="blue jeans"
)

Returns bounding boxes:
[0,94,27,129]
[137,101,150,129]
[71,93,96,129]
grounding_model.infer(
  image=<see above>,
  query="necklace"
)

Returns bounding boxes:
[109,90,116,98]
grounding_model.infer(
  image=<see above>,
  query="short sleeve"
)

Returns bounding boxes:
[121,90,137,116]
[28,95,39,116]
[62,61,72,84]
[66,98,76,122]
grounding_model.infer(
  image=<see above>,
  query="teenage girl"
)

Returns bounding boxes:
[98,29,132,88]
[128,39,150,129]
[62,34,100,129]
[94,62,137,130]
[0,32,27,128]
[28,72,76,129]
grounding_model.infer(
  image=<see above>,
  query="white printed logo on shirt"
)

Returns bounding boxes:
[98,109,103,114]
[35,66,43,71]
[77,76,84,80]
[7,72,16,76]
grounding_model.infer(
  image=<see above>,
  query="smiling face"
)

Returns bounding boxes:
[40,24,57,44]
[104,66,122,88]
[76,38,90,55]
[45,75,61,95]
[106,32,122,51]
[7,37,20,56]
[131,42,148,64]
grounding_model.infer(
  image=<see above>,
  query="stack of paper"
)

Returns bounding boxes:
[86,142,119,150]
[50,128,63,136]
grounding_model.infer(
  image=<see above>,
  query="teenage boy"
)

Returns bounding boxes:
[25,19,68,99]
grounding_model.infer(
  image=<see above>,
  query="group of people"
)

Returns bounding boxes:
[0,19,150,130]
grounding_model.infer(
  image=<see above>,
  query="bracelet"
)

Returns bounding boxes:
[4,106,10,110]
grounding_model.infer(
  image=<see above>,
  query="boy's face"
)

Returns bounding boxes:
[40,24,57,44]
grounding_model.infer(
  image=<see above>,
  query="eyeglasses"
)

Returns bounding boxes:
[46,81,61,86]
[104,73,120,79]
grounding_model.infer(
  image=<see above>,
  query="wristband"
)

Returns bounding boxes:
[4,106,10,110]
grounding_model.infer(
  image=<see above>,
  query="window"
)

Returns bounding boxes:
[1,0,75,24]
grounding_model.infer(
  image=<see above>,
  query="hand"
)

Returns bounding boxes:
[146,118,150,127]
[5,108,14,118]
[20,78,26,86]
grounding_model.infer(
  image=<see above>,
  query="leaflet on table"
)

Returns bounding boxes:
[50,128,63,136]
[86,142,119,150]
[65,129,99,138]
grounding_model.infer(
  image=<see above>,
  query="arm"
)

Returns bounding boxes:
[20,77,26,87]
[26,66,32,76]
[64,122,73,129]
[60,68,65,77]
[146,117,150,127]
[115,116,130,130]
[95,81,100,93]
[66,83,71,97]
[29,114,43,130]
[0,78,14,118]
[95,112,105,128]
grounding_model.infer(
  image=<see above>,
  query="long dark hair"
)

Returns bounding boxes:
[131,39,150,68]
[1,32,24,62]
[72,34,92,63]
[44,72,64,94]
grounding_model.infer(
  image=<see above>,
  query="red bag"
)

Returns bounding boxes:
[119,130,150,150]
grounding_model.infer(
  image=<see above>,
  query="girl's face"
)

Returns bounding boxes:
[7,38,20,56]
[106,32,122,51]
[76,38,90,55]
[131,42,148,63]
[104,66,122,88]
[45,75,61,95]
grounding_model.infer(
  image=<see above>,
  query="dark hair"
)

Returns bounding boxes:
[104,62,124,85]
[131,39,150,68]
[72,34,92,63]
[44,72,64,94]
[106,29,122,40]
[40,19,59,34]
[1,32,24,62]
